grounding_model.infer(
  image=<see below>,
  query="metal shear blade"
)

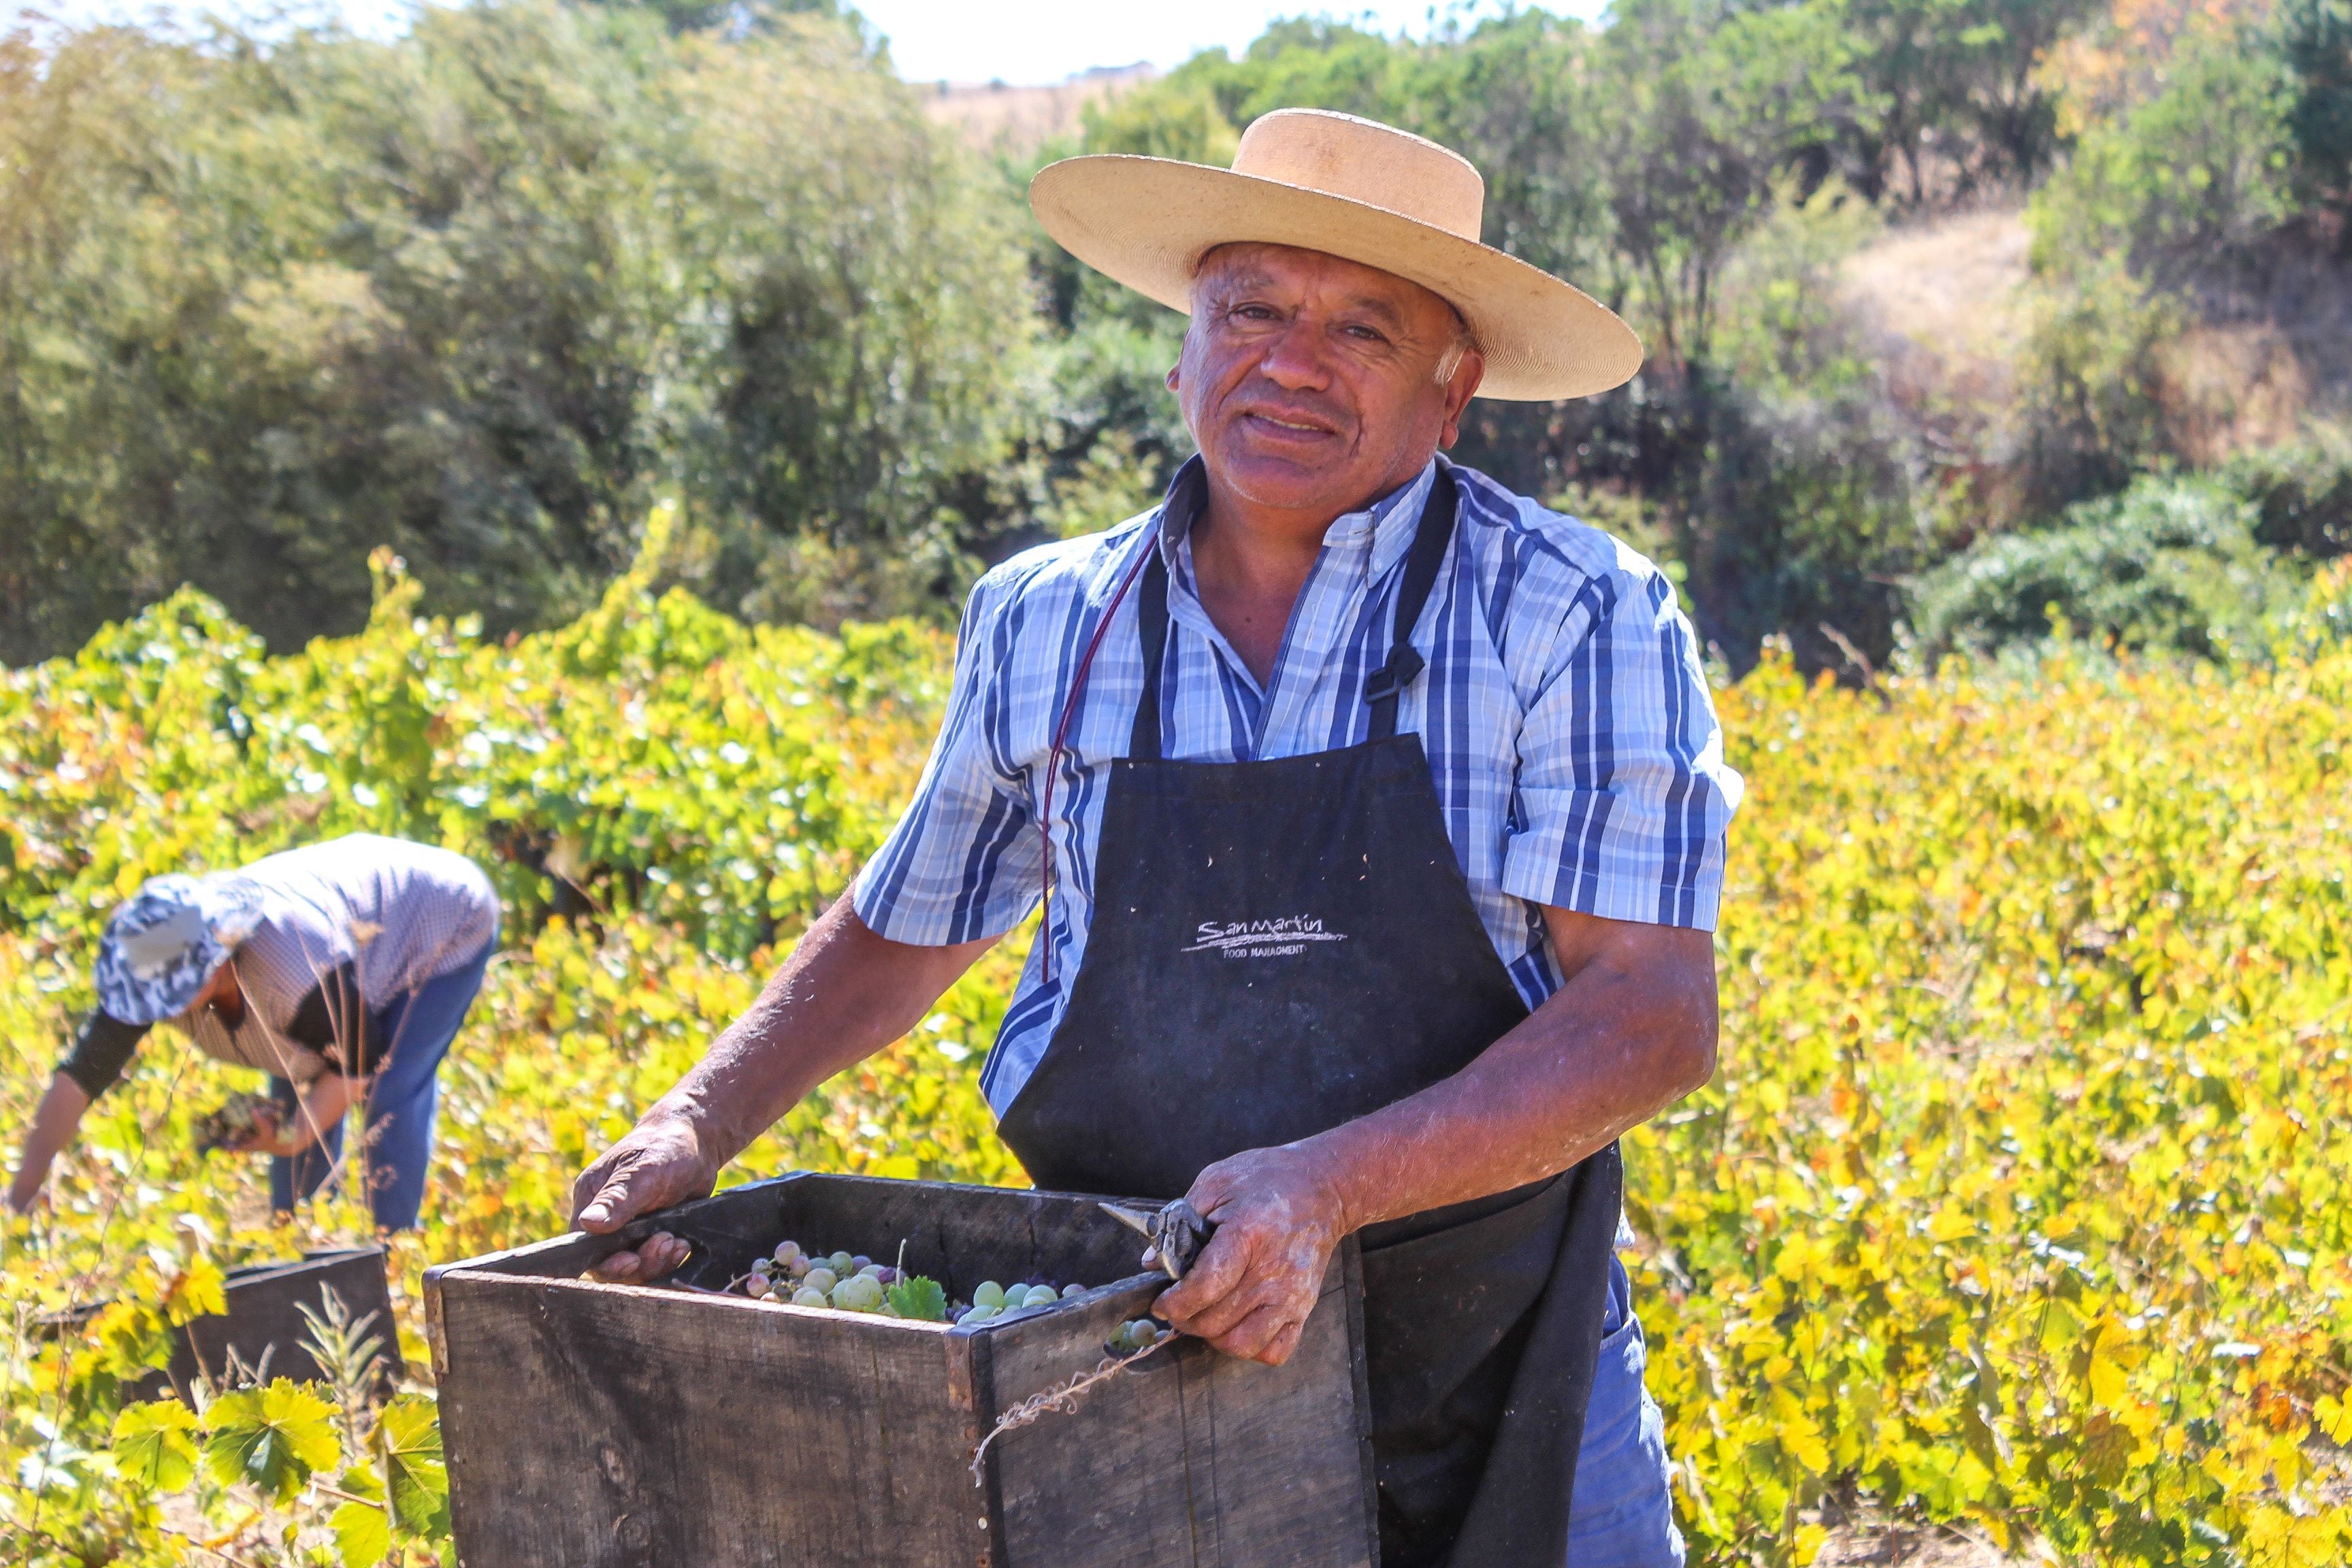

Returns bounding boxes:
[1098,1199,1213,1282]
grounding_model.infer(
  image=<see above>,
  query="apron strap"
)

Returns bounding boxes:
[1130,552,1173,762]
[1366,466,1460,742]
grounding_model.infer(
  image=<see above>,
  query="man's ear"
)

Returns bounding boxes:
[1166,363,1181,392]
[1438,350,1485,448]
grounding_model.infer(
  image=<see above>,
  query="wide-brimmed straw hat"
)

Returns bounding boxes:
[1030,108,1643,402]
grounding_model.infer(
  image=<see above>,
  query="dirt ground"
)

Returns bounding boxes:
[1816,1523,2029,1567]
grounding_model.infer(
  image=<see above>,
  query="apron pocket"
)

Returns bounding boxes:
[1359,1174,1571,1407]
[1358,1175,1574,1564]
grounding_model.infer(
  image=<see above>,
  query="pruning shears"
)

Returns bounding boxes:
[1098,1198,1215,1282]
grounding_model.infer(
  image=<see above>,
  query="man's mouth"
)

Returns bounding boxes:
[1241,411,1340,438]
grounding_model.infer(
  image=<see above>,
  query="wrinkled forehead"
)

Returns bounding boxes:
[1190,241,1466,333]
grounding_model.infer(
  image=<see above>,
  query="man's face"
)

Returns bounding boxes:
[1173,244,1484,519]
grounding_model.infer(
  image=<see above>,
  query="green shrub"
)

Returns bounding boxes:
[2221,421,2352,560]
[1912,473,2305,659]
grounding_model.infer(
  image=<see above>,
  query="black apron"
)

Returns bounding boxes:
[998,470,1624,1567]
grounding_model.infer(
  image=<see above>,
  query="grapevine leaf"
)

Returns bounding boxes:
[165,1255,229,1325]
[331,1496,393,1568]
[378,1394,450,1536]
[201,1379,341,1501]
[886,1273,949,1323]
[111,1401,199,1492]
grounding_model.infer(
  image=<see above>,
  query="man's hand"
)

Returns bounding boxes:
[1153,1143,1346,1367]
[566,899,994,1286]
[570,1114,715,1283]
[216,1100,301,1158]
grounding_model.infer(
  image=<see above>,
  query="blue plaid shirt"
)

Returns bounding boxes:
[855,455,1744,1113]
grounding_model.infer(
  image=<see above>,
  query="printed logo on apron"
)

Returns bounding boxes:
[1181,915,1349,958]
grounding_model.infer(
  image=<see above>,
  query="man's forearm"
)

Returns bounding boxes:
[641,896,995,1169]
[10,1073,92,1213]
[1300,919,1717,1234]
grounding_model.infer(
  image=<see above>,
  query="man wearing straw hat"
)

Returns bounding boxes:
[8,833,498,1232]
[576,110,1740,1565]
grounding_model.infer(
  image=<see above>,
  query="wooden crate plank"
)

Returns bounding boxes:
[436,1272,982,1568]
[985,1283,1200,1568]
[1188,1275,1372,1568]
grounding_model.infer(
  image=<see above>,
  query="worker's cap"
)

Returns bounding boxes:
[92,875,265,1024]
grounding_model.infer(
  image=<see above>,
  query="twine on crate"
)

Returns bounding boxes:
[967,1333,1183,1487]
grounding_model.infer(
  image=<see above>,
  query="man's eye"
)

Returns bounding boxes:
[1343,325,1388,344]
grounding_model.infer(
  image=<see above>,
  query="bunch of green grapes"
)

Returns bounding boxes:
[734,1239,1100,1326]
[740,1241,902,1313]
[1105,1320,1169,1356]
[952,1278,1087,1326]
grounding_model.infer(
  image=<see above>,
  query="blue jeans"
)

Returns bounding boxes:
[1568,1250,1686,1567]
[270,936,493,1230]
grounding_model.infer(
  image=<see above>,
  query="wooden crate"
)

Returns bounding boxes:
[51,1247,402,1399]
[425,1172,1377,1568]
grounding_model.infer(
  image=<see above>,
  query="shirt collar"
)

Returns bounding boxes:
[1154,454,1444,580]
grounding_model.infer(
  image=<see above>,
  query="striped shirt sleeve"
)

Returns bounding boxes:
[852,572,1046,946]
[1501,561,1743,932]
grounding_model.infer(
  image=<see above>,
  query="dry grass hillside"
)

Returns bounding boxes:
[919,63,1157,152]
[1840,201,2352,499]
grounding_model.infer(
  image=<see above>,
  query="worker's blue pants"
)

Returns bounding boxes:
[270,932,494,1230]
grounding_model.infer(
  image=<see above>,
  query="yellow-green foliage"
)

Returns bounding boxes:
[2,558,2349,1564]
[1639,619,2352,1565]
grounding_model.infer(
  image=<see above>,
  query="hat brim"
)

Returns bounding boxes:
[1030,154,1644,402]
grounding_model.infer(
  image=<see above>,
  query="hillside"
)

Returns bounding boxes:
[919,63,1156,150]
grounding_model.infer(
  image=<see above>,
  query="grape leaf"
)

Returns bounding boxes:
[112,1400,199,1492]
[163,1256,228,1325]
[201,1379,341,1501]
[378,1394,450,1535]
[331,1497,393,1568]
[886,1273,949,1322]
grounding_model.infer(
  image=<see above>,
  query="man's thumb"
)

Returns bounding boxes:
[575,1168,634,1232]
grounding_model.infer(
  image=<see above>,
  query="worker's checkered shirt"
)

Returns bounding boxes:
[855,455,1744,1115]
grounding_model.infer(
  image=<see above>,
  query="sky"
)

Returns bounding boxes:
[3,0,1610,84]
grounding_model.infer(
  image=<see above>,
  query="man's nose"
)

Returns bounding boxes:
[1254,321,1335,391]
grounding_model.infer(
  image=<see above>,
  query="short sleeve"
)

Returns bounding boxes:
[1502,566,1744,930]
[853,576,1046,945]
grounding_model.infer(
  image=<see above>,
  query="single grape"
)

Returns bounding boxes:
[773,1241,803,1268]
[1021,1284,1058,1309]
[872,1266,898,1286]
[833,1274,885,1312]
[1061,1283,1085,1299]
[802,1267,839,1295]
[827,1252,855,1275]
[856,1263,886,1280]
[785,1257,812,1281]
[973,1281,1006,1310]
[850,1255,873,1273]
[956,1303,998,1326]
[791,1286,829,1307]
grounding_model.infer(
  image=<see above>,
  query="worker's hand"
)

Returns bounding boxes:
[572,1112,715,1283]
[1153,1143,1346,1367]
[216,1102,306,1158]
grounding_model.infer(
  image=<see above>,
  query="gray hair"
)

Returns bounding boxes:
[1436,312,1476,387]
